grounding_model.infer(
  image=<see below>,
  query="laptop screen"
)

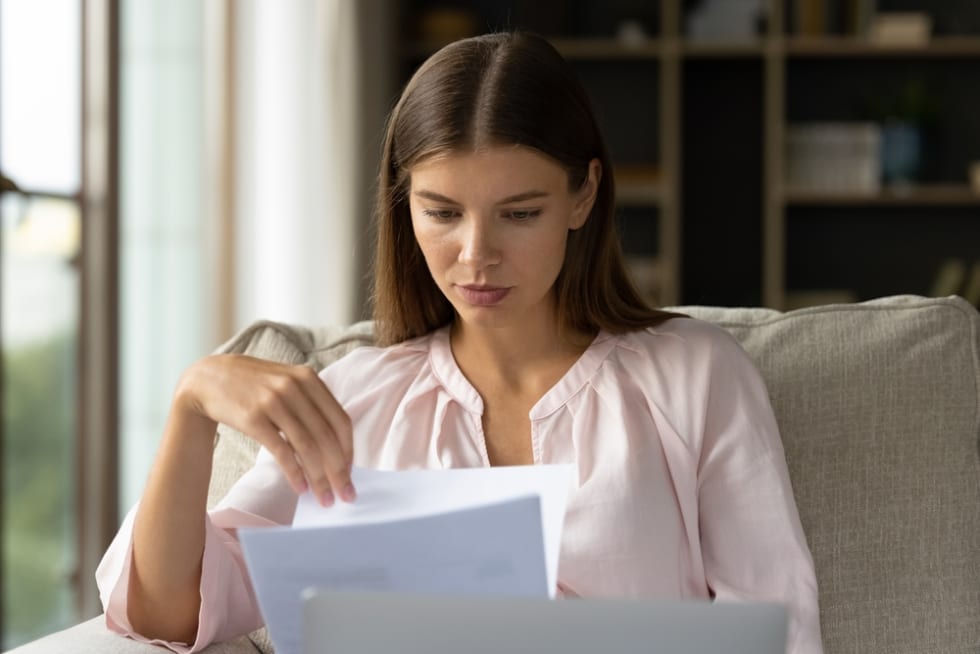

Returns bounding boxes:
[301,590,788,654]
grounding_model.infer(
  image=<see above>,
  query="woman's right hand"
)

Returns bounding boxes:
[173,354,355,505]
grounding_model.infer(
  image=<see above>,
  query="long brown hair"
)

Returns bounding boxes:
[372,32,680,346]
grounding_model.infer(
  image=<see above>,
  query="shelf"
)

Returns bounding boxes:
[406,35,980,62]
[680,41,766,58]
[617,181,663,206]
[550,38,662,60]
[615,167,663,206]
[784,36,980,58]
[783,184,980,206]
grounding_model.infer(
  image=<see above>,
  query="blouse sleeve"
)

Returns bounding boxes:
[95,447,296,653]
[695,332,824,654]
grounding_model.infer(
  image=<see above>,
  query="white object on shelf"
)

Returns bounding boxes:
[686,0,765,43]
[616,20,649,49]
[869,12,932,47]
[785,123,882,193]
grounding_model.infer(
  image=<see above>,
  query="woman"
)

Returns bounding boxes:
[97,32,823,654]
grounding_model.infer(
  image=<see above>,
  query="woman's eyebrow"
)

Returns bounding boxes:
[413,189,459,204]
[496,190,550,204]
[412,189,551,204]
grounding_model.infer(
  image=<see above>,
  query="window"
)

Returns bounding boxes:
[1,0,83,646]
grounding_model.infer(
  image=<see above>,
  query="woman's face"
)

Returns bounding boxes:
[408,145,599,332]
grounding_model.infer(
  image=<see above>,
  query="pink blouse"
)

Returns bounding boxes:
[97,318,823,653]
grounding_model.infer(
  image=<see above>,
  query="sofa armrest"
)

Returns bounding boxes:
[4,616,262,654]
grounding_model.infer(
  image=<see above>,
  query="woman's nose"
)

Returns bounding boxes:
[458,217,500,267]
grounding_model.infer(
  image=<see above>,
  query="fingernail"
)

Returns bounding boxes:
[295,479,309,495]
[341,483,357,502]
[320,489,335,507]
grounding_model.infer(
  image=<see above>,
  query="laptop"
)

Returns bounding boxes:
[301,589,788,654]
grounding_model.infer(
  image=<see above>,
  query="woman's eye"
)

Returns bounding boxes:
[423,208,459,220]
[505,209,541,221]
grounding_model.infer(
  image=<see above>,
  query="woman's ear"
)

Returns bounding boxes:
[570,158,602,230]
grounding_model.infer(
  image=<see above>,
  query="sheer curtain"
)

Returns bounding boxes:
[119,0,391,511]
[234,0,390,331]
[119,0,212,513]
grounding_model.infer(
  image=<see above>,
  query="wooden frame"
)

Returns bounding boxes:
[78,0,119,618]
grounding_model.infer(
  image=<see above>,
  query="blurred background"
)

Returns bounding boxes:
[1,0,978,647]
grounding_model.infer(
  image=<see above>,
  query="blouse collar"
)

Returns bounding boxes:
[427,325,620,420]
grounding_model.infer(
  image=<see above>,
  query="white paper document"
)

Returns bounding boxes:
[238,464,573,654]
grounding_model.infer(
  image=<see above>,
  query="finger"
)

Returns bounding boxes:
[309,427,356,504]
[278,425,334,505]
[287,368,356,503]
[249,416,308,495]
[294,366,355,467]
[257,386,338,505]
[273,370,354,501]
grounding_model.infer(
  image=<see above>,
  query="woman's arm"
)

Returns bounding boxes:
[118,354,356,645]
[696,334,824,654]
[127,408,215,643]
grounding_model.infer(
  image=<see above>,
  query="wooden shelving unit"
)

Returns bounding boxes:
[399,0,980,310]
[784,35,980,58]
[763,1,980,309]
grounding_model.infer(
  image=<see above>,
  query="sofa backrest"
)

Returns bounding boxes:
[207,295,980,654]
[681,295,980,654]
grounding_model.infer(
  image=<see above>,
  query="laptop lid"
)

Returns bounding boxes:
[301,589,788,654]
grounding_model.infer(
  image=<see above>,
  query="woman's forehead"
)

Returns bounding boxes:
[409,145,567,188]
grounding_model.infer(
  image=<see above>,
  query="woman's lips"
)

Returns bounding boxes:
[457,285,511,306]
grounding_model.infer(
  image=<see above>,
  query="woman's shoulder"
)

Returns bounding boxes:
[602,317,762,397]
[327,329,436,367]
[615,316,745,364]
[318,328,442,397]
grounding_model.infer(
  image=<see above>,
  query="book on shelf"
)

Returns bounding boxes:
[796,0,826,36]
[793,0,883,37]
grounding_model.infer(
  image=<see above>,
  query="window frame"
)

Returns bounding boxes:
[0,0,119,636]
[76,0,120,619]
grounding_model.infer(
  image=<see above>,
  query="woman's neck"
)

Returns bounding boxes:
[449,316,593,391]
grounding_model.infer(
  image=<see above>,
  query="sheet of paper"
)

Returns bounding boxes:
[293,463,573,590]
[239,464,573,654]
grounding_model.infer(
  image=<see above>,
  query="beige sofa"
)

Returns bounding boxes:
[10,295,980,654]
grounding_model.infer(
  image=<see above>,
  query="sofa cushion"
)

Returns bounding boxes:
[680,295,980,654]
